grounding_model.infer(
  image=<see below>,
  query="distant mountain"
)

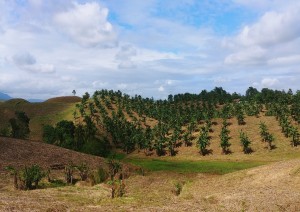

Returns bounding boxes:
[0,92,12,100]
[27,99,44,103]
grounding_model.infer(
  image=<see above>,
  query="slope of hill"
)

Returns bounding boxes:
[0,99,78,140]
[0,150,299,211]
[0,137,106,171]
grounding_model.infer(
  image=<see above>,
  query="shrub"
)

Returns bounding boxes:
[108,179,125,198]
[64,163,75,184]
[0,127,10,137]
[5,165,45,190]
[90,167,109,185]
[81,138,111,157]
[76,163,89,181]
[172,181,184,196]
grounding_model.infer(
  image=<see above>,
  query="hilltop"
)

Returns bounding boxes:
[45,96,82,103]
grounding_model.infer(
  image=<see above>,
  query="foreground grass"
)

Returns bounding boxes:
[125,158,265,174]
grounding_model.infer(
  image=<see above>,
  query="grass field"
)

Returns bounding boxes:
[124,158,265,174]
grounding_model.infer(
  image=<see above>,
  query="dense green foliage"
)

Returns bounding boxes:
[9,111,30,139]
[125,158,265,174]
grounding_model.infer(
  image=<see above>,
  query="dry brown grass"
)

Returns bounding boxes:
[0,137,107,171]
[45,96,81,103]
[1,158,299,211]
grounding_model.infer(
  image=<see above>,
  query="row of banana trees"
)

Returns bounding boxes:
[43,87,300,156]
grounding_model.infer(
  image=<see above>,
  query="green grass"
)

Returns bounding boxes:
[39,179,67,188]
[125,158,265,174]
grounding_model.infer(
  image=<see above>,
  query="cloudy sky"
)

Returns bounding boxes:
[1,0,300,99]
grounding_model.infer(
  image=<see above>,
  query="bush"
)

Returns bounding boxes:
[172,181,184,196]
[89,167,109,185]
[5,165,45,190]
[0,127,10,137]
[108,179,125,198]
[81,138,111,157]
[42,125,56,144]
[76,163,89,181]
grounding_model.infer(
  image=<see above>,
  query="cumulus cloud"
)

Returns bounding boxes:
[224,1,300,68]
[54,2,116,47]
[237,8,300,47]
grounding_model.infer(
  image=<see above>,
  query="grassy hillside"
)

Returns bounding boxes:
[0,96,80,140]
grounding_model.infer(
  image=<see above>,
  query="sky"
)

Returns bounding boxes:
[1,0,300,99]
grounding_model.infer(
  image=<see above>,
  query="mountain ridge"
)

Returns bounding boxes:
[0,92,12,100]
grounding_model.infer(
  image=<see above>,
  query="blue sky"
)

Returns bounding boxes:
[1,0,300,99]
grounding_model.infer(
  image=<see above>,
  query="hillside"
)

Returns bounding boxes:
[0,152,299,211]
[0,137,106,171]
[0,97,80,140]
[1,88,300,211]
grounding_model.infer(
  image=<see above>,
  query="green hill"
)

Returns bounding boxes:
[0,97,80,140]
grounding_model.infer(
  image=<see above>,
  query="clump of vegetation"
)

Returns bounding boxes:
[9,111,30,139]
[172,181,184,196]
[5,165,45,190]
[197,126,211,156]
[220,120,231,154]
[76,163,89,181]
[64,163,75,184]
[107,157,124,198]
[259,122,275,150]
[0,127,10,137]
[89,167,109,185]
[239,130,252,154]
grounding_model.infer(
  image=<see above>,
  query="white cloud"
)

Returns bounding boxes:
[237,7,300,47]
[261,78,279,87]
[224,1,300,69]
[54,2,116,47]
[268,55,300,66]
[224,46,266,65]
[158,86,165,92]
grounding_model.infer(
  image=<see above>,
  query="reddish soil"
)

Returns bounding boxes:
[45,96,81,103]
